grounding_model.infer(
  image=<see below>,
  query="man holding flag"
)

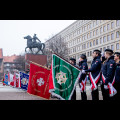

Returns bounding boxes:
[83,49,101,100]
[101,49,117,100]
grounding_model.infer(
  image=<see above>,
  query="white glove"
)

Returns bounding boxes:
[82,70,86,74]
[104,85,108,89]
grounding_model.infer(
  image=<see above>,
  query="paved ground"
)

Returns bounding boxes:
[0,83,46,100]
[76,84,103,100]
[0,82,103,100]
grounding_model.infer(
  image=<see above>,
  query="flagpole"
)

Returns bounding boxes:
[29,61,50,70]
[53,52,82,71]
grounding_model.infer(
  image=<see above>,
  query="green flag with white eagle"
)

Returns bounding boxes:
[49,54,81,100]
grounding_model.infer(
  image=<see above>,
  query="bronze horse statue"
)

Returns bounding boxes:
[24,35,45,54]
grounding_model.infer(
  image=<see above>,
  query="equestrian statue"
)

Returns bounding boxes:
[24,34,45,54]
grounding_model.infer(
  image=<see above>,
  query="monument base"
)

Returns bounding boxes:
[25,54,47,72]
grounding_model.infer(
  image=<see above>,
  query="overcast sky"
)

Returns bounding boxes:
[0,20,76,56]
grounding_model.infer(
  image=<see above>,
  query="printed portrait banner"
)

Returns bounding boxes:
[20,72,29,90]
[27,63,51,100]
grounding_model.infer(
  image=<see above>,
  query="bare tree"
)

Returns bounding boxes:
[44,35,69,66]
[13,54,25,71]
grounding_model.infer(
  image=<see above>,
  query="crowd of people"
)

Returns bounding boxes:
[69,49,120,100]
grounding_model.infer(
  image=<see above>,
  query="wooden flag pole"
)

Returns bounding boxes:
[29,61,50,70]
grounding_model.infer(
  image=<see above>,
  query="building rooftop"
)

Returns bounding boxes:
[3,54,19,63]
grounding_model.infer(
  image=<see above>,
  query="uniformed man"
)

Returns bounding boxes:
[101,49,116,100]
[78,54,88,100]
[113,52,120,100]
[100,54,108,100]
[84,49,101,100]
[69,58,77,100]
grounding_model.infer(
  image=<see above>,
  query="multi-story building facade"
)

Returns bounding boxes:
[45,20,120,67]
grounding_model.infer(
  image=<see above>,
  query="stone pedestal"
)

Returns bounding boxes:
[25,54,47,72]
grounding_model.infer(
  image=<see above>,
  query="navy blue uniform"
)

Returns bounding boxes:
[85,56,101,100]
[79,59,88,83]
[101,56,116,85]
[113,61,120,100]
[100,60,109,100]
[101,56,116,100]
[86,56,101,80]
[79,59,88,100]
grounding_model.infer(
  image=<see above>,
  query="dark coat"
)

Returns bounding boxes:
[115,61,120,83]
[79,59,88,83]
[85,56,101,79]
[101,56,116,85]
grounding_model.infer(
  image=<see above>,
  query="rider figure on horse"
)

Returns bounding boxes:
[32,34,41,45]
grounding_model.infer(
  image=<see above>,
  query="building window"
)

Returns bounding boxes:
[116,43,119,50]
[77,38,79,43]
[93,30,95,36]
[100,37,102,44]
[89,23,91,29]
[96,20,99,25]
[87,33,89,39]
[84,44,86,49]
[80,29,82,33]
[87,52,89,57]
[103,47,106,52]
[87,24,89,30]
[103,36,106,43]
[100,48,102,52]
[116,31,119,38]
[107,35,110,41]
[111,45,114,50]
[111,33,114,40]
[107,24,110,30]
[82,45,84,50]
[96,39,98,45]
[93,21,95,27]
[111,22,114,29]
[100,27,102,34]
[96,29,98,35]
[77,29,79,35]
[90,41,92,47]
[82,36,84,41]
[103,25,106,32]
[90,51,92,56]
[90,32,92,38]
[116,20,120,27]
[85,26,87,31]
[93,40,95,46]
[82,27,84,32]
[84,34,87,40]
[80,37,81,42]
[87,42,89,48]
[107,46,110,49]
